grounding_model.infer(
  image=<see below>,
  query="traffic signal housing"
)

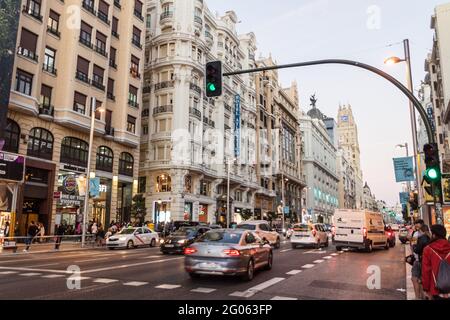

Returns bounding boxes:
[205,61,222,97]
[423,143,441,183]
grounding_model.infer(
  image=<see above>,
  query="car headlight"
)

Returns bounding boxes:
[177,239,186,244]
[119,237,127,241]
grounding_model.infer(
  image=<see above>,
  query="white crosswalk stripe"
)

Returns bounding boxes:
[314,260,324,264]
[286,270,302,275]
[42,274,65,279]
[155,284,181,290]
[191,287,217,293]
[0,271,18,275]
[20,273,42,277]
[271,296,298,300]
[124,281,148,287]
[331,253,338,256]
[229,277,285,298]
[93,278,119,284]
[323,256,332,259]
[302,264,315,269]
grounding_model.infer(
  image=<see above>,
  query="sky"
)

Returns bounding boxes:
[206,0,447,206]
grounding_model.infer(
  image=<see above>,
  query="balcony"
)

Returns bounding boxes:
[143,86,151,94]
[107,92,116,101]
[75,71,90,84]
[94,45,108,57]
[17,47,38,62]
[189,107,201,120]
[130,68,141,79]
[132,38,142,49]
[134,9,144,21]
[97,11,110,25]
[154,81,174,91]
[224,103,232,112]
[194,15,203,25]
[112,30,120,39]
[22,4,43,22]
[190,83,202,95]
[38,105,54,119]
[153,105,173,115]
[47,26,61,38]
[160,11,174,21]
[104,125,115,138]
[141,109,149,117]
[91,79,105,91]
[82,1,96,16]
[109,59,117,69]
[114,0,121,9]
[79,37,93,49]
[43,63,57,76]
[205,30,213,44]
[128,99,139,108]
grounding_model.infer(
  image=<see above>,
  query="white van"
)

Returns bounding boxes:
[333,209,389,252]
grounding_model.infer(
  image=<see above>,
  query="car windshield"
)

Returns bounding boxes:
[199,231,242,244]
[118,228,136,235]
[237,224,256,230]
[172,228,196,237]
[293,224,312,232]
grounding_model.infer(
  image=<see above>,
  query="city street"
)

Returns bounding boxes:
[0,240,406,300]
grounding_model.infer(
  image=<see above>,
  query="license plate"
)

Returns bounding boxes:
[198,262,219,269]
[165,244,174,248]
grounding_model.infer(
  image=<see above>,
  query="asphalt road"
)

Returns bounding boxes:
[0,239,406,300]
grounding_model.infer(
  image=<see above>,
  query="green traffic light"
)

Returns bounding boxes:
[207,83,216,92]
[426,168,440,181]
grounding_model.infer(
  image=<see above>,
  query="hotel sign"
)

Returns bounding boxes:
[234,94,241,158]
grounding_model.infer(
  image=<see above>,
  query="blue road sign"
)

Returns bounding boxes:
[234,94,241,157]
[399,192,409,204]
[393,157,415,182]
[89,177,100,198]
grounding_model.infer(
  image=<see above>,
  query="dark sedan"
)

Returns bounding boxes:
[160,226,210,254]
[184,229,273,281]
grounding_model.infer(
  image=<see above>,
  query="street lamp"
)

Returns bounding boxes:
[385,39,423,219]
[81,97,104,248]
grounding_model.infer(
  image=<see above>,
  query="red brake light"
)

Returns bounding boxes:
[387,232,392,236]
[363,227,368,238]
[184,247,197,255]
[223,249,240,256]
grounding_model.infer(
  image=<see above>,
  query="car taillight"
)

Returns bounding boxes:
[363,227,367,238]
[184,247,197,255]
[387,232,392,237]
[223,249,240,256]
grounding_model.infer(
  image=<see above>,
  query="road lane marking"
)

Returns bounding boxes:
[139,255,163,259]
[191,287,217,293]
[331,253,338,256]
[313,260,324,264]
[302,264,315,269]
[20,273,42,277]
[323,256,332,260]
[0,259,34,264]
[280,249,292,253]
[81,257,184,274]
[124,281,148,287]
[42,274,65,279]
[0,266,70,274]
[75,258,108,263]
[0,271,18,275]
[229,277,285,298]
[93,278,119,284]
[271,296,298,300]
[286,270,302,275]
[303,250,327,254]
[155,284,181,290]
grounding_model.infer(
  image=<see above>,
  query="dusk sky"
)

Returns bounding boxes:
[207,0,446,206]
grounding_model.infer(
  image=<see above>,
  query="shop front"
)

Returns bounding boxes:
[91,177,112,227]
[199,204,208,223]
[116,181,133,223]
[184,202,193,221]
[154,200,171,224]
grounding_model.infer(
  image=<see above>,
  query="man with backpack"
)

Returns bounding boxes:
[422,224,450,300]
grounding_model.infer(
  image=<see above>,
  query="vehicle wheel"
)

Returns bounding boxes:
[108,247,114,250]
[315,242,320,250]
[264,252,273,270]
[127,240,134,249]
[366,241,373,253]
[242,260,255,281]
[291,244,297,249]
[188,272,200,279]
[150,239,156,247]
[274,237,281,249]
[336,246,342,252]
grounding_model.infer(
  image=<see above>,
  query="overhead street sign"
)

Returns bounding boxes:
[0,152,25,182]
[393,157,415,182]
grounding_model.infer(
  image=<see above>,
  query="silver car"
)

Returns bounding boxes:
[184,229,273,281]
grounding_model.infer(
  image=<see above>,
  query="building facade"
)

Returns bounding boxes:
[300,106,339,224]
[337,104,364,209]
[2,0,145,235]
[336,149,356,209]
[362,182,378,211]
[140,1,259,225]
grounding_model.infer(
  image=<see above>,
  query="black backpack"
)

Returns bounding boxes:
[431,249,450,294]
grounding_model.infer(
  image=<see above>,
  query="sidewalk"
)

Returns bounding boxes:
[404,244,415,300]
[0,241,105,257]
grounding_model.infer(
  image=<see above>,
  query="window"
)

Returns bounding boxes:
[184,175,192,193]
[2,119,20,153]
[24,0,42,20]
[146,13,151,29]
[112,17,119,38]
[127,115,136,133]
[107,78,115,100]
[142,125,148,135]
[156,174,171,192]
[15,69,33,95]
[138,176,146,194]
[73,91,87,114]
[43,47,56,74]
[110,47,117,68]
[40,85,52,109]
[119,152,134,176]
[95,31,107,56]
[134,0,144,20]
[97,0,110,24]
[92,65,105,90]
[80,21,93,47]
[47,10,60,36]
[200,180,210,196]
[60,137,89,167]
[130,55,140,78]
[96,146,114,172]
[27,128,53,160]
[76,56,90,83]
[18,28,38,61]
[132,26,142,48]
[128,85,138,107]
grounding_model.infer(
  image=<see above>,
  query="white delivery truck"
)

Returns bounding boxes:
[333,209,389,252]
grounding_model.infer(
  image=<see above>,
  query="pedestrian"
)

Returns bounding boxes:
[96,224,105,247]
[422,224,450,300]
[412,224,431,299]
[409,219,424,299]
[54,223,66,250]
[24,221,40,252]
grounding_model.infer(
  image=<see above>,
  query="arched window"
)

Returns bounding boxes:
[119,152,134,176]
[96,146,114,172]
[156,174,171,192]
[27,128,54,160]
[60,137,89,167]
[2,119,20,153]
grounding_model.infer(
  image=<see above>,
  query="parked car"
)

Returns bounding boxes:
[399,228,409,244]
[106,227,159,250]
[385,225,396,247]
[160,226,210,254]
[173,221,200,231]
[184,229,273,281]
[236,220,281,248]
[290,223,329,249]
[333,209,389,252]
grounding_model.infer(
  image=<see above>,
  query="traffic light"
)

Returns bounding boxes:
[205,61,222,97]
[423,143,441,183]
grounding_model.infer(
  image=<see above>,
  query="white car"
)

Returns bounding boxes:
[290,223,329,249]
[106,227,159,250]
